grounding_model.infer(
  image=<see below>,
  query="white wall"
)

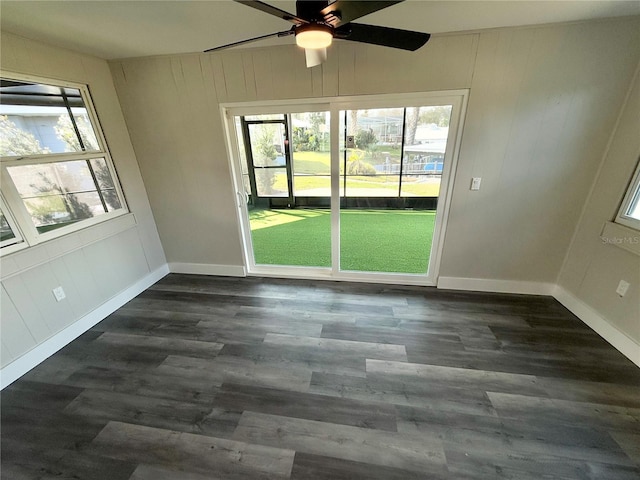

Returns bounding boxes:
[110,17,640,288]
[0,33,167,384]
[557,66,640,350]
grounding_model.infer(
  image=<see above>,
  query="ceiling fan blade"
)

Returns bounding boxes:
[335,23,430,51]
[305,47,327,68]
[204,29,294,53]
[319,1,404,27]
[235,0,308,25]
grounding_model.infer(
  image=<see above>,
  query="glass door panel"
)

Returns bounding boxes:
[400,106,452,198]
[235,112,331,268]
[291,112,331,197]
[246,121,290,198]
[339,106,452,274]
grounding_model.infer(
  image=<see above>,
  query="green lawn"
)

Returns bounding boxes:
[274,151,441,196]
[249,208,436,274]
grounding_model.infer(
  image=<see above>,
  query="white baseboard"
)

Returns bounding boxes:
[437,276,555,295]
[169,262,246,277]
[0,264,170,390]
[553,286,640,368]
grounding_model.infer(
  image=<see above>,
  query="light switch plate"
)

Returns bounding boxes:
[471,177,482,191]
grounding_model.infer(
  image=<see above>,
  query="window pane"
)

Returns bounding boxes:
[0,208,17,243]
[6,159,121,231]
[625,184,640,221]
[8,161,95,196]
[342,108,403,197]
[345,175,399,197]
[0,80,100,156]
[401,175,441,197]
[294,175,331,197]
[255,168,288,197]
[0,107,75,155]
[102,189,122,212]
[248,123,286,167]
[21,194,80,232]
[401,105,451,197]
[70,107,100,151]
[89,158,114,189]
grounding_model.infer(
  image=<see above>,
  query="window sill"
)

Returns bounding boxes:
[601,221,640,257]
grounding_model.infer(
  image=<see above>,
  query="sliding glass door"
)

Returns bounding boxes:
[338,105,452,274]
[226,92,466,284]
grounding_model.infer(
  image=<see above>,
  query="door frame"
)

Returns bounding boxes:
[221,90,469,286]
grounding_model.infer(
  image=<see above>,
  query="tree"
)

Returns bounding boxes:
[405,107,421,146]
[93,161,122,211]
[355,129,377,150]
[293,126,319,152]
[55,116,121,211]
[308,112,326,151]
[346,151,376,176]
[54,114,99,151]
[419,106,451,127]
[254,125,278,195]
[0,115,50,156]
[27,172,94,226]
[348,110,359,136]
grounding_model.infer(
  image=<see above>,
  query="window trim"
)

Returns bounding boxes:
[0,71,128,254]
[0,194,25,252]
[615,157,640,231]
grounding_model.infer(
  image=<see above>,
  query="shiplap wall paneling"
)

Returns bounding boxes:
[0,286,36,367]
[8,265,77,336]
[221,52,251,101]
[321,46,340,97]
[250,49,276,100]
[350,35,478,95]
[49,251,102,318]
[337,43,357,96]
[558,66,640,344]
[83,228,151,300]
[2,276,53,344]
[439,19,640,283]
[1,340,16,368]
[267,46,316,100]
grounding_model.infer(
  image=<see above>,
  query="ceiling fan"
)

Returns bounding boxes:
[205,1,431,67]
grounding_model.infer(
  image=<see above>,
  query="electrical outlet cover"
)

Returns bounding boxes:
[616,280,630,297]
[52,286,66,302]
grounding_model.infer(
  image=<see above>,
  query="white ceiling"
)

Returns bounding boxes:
[2,1,639,60]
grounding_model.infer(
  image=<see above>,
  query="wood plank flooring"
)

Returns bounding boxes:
[2,274,640,479]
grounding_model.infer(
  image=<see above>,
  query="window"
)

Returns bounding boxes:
[0,75,127,252]
[616,158,640,230]
[0,198,23,249]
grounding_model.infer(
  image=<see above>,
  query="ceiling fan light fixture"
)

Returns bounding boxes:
[295,23,333,49]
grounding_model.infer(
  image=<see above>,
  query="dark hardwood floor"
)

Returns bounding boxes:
[2,274,640,479]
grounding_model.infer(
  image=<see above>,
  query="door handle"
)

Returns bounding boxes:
[237,191,249,206]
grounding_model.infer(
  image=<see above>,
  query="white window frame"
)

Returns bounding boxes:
[0,194,24,253]
[0,72,128,255]
[615,158,640,231]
